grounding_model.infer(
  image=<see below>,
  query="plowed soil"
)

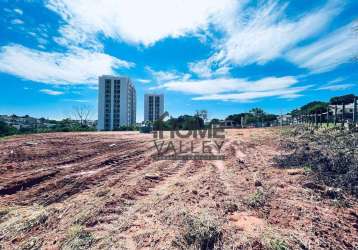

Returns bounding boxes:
[0,128,357,249]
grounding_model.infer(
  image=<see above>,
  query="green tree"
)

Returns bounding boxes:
[0,121,17,137]
[301,101,328,114]
[330,94,356,105]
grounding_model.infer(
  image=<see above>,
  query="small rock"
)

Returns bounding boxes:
[254,180,262,187]
[192,190,198,195]
[144,173,160,180]
[109,143,117,147]
[24,141,38,146]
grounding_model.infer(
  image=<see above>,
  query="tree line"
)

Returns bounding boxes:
[151,108,278,131]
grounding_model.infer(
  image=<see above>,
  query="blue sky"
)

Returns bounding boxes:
[0,0,357,121]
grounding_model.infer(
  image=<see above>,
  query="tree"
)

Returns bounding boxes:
[301,101,328,114]
[330,94,356,105]
[209,118,220,125]
[195,110,208,122]
[0,121,17,136]
[72,105,92,126]
[249,108,264,118]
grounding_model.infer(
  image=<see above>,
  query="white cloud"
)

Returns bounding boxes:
[188,0,342,73]
[158,76,298,95]
[328,77,345,84]
[64,99,90,103]
[40,89,64,95]
[287,22,358,73]
[0,44,133,85]
[155,75,308,102]
[188,59,231,78]
[136,78,151,84]
[192,86,309,102]
[317,84,355,91]
[146,66,190,82]
[45,0,236,47]
[11,19,24,25]
[14,8,23,15]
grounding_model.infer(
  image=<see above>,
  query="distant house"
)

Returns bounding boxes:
[329,104,355,115]
[219,120,238,128]
[277,115,292,126]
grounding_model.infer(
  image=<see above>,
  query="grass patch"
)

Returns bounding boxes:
[303,165,313,175]
[269,238,289,250]
[0,206,48,240]
[246,188,267,208]
[72,208,98,226]
[173,212,222,250]
[276,126,358,196]
[61,225,95,250]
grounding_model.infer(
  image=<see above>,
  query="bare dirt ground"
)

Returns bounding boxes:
[0,128,357,249]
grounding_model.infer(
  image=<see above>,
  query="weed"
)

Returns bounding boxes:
[73,208,97,226]
[269,238,289,250]
[61,225,94,250]
[174,212,222,250]
[276,126,358,196]
[247,188,266,208]
[0,206,48,240]
[303,165,313,174]
[223,202,239,214]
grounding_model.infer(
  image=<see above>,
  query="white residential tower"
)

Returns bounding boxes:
[98,75,136,131]
[144,94,164,122]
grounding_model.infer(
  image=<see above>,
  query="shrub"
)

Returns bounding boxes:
[61,225,94,250]
[276,126,358,196]
[174,212,222,250]
[247,188,266,208]
[269,238,289,250]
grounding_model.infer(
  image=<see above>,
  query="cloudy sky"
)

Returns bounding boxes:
[0,0,357,121]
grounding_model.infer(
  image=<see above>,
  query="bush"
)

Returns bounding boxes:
[0,121,17,137]
[246,188,267,208]
[61,225,94,250]
[174,212,222,250]
[276,126,358,196]
[269,238,289,250]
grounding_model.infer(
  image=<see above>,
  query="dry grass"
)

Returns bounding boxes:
[277,125,358,196]
[18,237,43,250]
[173,211,223,250]
[61,225,95,250]
[0,205,48,241]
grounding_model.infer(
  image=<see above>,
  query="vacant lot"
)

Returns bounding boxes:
[0,129,357,249]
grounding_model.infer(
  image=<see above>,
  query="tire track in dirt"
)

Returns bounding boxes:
[0,136,155,205]
[89,139,210,248]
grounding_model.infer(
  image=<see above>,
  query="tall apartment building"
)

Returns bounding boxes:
[144,94,164,122]
[98,75,136,131]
